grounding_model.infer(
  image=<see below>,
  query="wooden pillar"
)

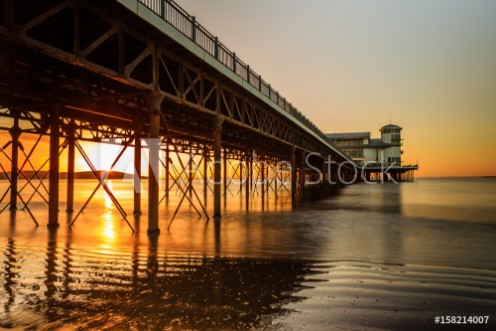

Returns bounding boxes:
[66,121,75,213]
[9,117,20,210]
[133,132,142,216]
[147,94,163,234]
[48,106,60,228]
[213,118,222,219]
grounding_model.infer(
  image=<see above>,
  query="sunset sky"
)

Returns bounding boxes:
[177,0,496,177]
[1,0,495,177]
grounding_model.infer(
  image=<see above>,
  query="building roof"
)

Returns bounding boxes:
[367,138,391,148]
[380,124,402,132]
[326,132,370,140]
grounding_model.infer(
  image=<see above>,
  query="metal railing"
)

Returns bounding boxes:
[137,0,329,142]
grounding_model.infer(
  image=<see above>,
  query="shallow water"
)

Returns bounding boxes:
[1,178,496,329]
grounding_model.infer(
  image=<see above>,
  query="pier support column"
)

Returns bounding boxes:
[66,121,75,213]
[147,94,163,234]
[203,146,208,206]
[134,132,142,216]
[223,151,227,207]
[245,150,250,212]
[213,118,222,219]
[9,117,20,211]
[165,140,170,201]
[188,147,193,198]
[261,160,265,210]
[48,105,60,228]
[291,147,297,207]
[299,155,305,201]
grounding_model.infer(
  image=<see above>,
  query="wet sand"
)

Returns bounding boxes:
[1,179,496,329]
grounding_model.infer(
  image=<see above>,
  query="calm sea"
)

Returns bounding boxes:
[1,178,495,330]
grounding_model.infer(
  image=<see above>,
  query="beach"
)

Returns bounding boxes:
[1,178,496,329]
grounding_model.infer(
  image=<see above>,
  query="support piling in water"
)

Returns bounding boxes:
[134,129,142,216]
[213,117,222,219]
[9,116,20,211]
[48,105,60,228]
[66,121,75,213]
[147,93,163,234]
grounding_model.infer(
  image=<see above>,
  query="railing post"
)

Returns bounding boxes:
[163,0,168,20]
[232,52,236,73]
[159,0,164,19]
[268,84,271,99]
[247,65,250,83]
[214,37,219,59]
[191,16,196,42]
[258,75,262,91]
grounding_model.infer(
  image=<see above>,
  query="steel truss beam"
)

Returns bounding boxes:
[0,0,349,162]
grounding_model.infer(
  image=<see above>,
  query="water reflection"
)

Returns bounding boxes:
[44,229,58,320]
[2,179,496,329]
[1,223,313,329]
[3,236,16,314]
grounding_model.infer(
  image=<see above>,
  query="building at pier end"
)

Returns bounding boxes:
[326,124,418,181]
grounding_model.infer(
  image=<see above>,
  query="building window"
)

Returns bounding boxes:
[343,149,364,158]
[333,138,364,147]
[388,157,401,165]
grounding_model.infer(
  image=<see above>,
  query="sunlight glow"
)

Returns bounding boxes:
[101,211,116,245]
[104,181,113,209]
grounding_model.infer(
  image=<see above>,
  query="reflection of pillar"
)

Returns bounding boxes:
[3,237,16,312]
[62,224,73,298]
[45,229,58,304]
[147,233,159,288]
[213,118,222,219]
[48,106,60,228]
[9,116,20,210]
[134,132,142,216]
[148,94,163,234]
[66,121,75,213]
[214,217,221,257]
[132,215,140,287]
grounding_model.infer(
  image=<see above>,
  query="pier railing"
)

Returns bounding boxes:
[138,0,329,142]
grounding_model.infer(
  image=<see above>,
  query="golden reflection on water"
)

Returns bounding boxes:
[102,212,116,243]
[1,179,496,330]
[104,180,113,209]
